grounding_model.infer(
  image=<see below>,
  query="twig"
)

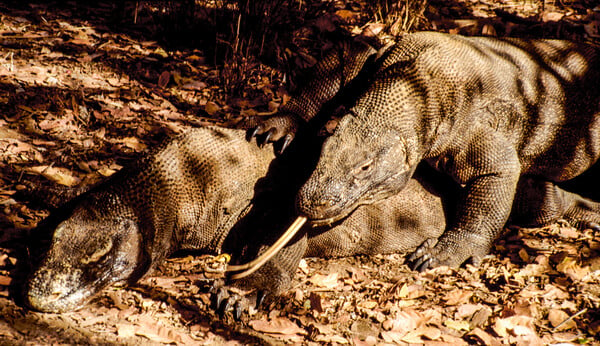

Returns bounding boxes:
[552,308,587,332]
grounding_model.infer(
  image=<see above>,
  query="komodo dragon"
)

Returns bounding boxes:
[25,126,597,313]
[289,31,600,270]
[25,126,451,313]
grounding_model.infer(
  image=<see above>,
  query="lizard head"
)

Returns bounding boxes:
[297,114,421,225]
[27,204,144,313]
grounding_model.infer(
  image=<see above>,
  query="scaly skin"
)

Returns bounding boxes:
[26,126,600,313]
[296,32,600,270]
[25,127,448,313]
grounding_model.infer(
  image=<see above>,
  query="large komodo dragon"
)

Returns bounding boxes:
[25,126,597,314]
[25,126,450,313]
[284,31,600,271]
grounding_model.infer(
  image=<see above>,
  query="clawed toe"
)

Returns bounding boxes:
[205,281,267,320]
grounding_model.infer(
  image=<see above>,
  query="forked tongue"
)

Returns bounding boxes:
[226,216,307,279]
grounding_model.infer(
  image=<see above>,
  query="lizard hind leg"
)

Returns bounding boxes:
[560,191,600,231]
[512,177,600,231]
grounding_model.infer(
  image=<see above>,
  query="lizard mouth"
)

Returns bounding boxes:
[308,213,350,227]
[302,199,363,227]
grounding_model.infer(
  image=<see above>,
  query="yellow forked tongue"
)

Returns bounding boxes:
[226,216,307,279]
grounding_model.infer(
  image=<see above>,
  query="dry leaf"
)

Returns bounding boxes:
[380,330,405,343]
[382,309,423,333]
[309,292,323,313]
[309,272,339,289]
[493,315,536,337]
[548,309,576,331]
[249,317,306,335]
[27,166,80,186]
[116,323,136,338]
[444,319,471,332]
[416,325,441,340]
[357,300,378,309]
[158,71,170,88]
[444,289,472,305]
[204,101,220,116]
[556,257,590,281]
[0,275,12,286]
[120,137,147,151]
[401,330,425,343]
[182,80,207,91]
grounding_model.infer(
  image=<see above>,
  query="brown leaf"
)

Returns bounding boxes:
[380,330,405,343]
[27,166,80,186]
[158,71,170,89]
[382,309,423,333]
[548,309,576,331]
[556,257,590,281]
[120,137,147,151]
[444,289,472,305]
[181,80,207,91]
[357,300,378,309]
[416,325,441,340]
[493,315,536,337]
[204,101,220,116]
[469,328,499,345]
[309,292,323,313]
[249,317,306,335]
[0,275,12,286]
[309,272,339,289]
[444,319,470,332]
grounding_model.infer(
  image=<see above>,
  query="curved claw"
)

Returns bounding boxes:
[277,134,294,155]
[212,287,228,311]
[255,290,268,310]
[259,128,276,147]
[221,295,236,315]
[407,238,438,272]
[233,300,244,321]
[411,256,435,272]
[247,124,265,141]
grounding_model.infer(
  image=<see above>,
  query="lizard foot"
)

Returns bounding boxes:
[204,280,266,321]
[246,114,300,154]
[407,233,491,272]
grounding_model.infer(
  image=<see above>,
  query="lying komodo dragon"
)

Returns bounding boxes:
[286,31,600,271]
[25,126,596,313]
[25,126,447,313]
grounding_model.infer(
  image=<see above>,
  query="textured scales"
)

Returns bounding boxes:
[248,37,383,145]
[296,31,600,270]
[27,126,600,313]
[25,127,449,313]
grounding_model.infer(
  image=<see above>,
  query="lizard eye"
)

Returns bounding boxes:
[353,159,373,178]
[81,239,113,264]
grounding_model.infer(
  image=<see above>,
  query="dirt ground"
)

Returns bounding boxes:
[1,1,600,344]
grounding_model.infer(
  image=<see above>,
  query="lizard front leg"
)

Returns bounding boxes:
[409,129,521,271]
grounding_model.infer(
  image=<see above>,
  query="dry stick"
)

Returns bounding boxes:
[552,308,587,332]
[227,216,307,280]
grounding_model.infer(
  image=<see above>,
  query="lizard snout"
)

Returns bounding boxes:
[296,179,348,223]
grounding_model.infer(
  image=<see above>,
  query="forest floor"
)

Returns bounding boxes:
[1,0,600,344]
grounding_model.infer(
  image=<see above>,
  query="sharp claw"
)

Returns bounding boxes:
[233,300,243,321]
[247,125,262,141]
[407,248,422,262]
[223,296,235,313]
[588,222,600,232]
[415,257,432,272]
[263,128,276,145]
[212,287,227,311]
[409,253,430,272]
[277,134,293,155]
[256,290,267,310]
